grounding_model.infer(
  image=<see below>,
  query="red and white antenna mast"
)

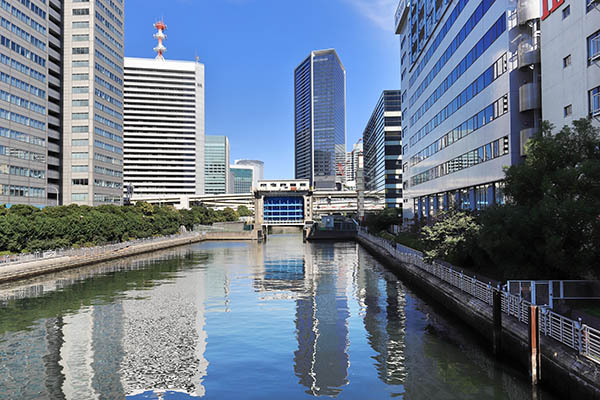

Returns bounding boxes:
[153,20,167,60]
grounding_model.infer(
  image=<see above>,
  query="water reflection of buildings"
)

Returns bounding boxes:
[0,249,209,399]
[356,256,407,386]
[253,235,352,396]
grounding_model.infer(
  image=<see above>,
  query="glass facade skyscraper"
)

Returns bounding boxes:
[204,135,229,195]
[230,165,253,194]
[362,90,402,209]
[294,49,346,190]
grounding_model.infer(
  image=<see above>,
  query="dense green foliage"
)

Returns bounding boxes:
[421,211,482,265]
[0,203,240,253]
[375,119,600,279]
[476,119,600,278]
[366,207,402,233]
[236,205,253,217]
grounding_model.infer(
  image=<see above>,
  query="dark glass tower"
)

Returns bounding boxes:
[294,49,346,190]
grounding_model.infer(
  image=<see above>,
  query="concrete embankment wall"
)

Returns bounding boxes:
[357,235,600,400]
[306,230,357,241]
[0,231,258,284]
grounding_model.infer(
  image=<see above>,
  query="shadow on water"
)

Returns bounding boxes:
[0,234,560,399]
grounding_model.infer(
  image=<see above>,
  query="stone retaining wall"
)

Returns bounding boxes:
[357,235,600,399]
[0,231,258,284]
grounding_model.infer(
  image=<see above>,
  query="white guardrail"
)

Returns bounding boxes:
[358,228,600,364]
[0,232,201,267]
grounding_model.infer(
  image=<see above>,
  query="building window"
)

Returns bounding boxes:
[72,112,88,120]
[562,5,570,18]
[72,47,89,55]
[590,86,600,116]
[72,73,88,81]
[564,104,573,117]
[72,193,88,201]
[73,86,88,94]
[72,34,89,42]
[587,0,598,13]
[563,54,571,68]
[72,178,88,185]
[72,8,89,15]
[73,125,89,133]
[72,99,88,107]
[72,60,89,68]
[72,139,88,146]
[73,21,89,28]
[588,30,600,65]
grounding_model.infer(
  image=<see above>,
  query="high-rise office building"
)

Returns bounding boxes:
[234,159,263,189]
[63,0,125,205]
[345,140,363,185]
[123,23,205,199]
[540,0,600,129]
[0,0,61,207]
[362,90,402,209]
[395,0,541,221]
[230,164,254,194]
[205,135,229,195]
[294,49,346,190]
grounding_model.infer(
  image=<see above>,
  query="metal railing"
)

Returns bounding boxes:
[0,232,201,267]
[357,228,600,364]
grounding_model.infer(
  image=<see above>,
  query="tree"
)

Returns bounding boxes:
[479,119,600,278]
[237,205,253,217]
[365,207,401,233]
[421,211,481,265]
[222,207,239,222]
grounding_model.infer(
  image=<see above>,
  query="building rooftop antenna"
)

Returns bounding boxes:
[153,20,167,60]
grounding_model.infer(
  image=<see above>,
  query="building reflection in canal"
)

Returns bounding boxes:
[253,236,352,396]
[356,260,407,386]
[0,235,561,399]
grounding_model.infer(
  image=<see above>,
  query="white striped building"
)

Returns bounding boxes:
[123,57,205,198]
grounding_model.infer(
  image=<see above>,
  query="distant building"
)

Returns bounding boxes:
[345,140,363,187]
[294,49,346,190]
[540,0,600,129]
[234,159,264,188]
[205,135,229,194]
[362,90,402,209]
[230,165,254,193]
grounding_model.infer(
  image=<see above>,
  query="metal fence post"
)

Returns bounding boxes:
[529,305,541,385]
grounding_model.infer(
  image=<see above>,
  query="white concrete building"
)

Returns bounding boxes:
[63,0,125,206]
[123,56,205,198]
[540,0,600,130]
[395,0,541,222]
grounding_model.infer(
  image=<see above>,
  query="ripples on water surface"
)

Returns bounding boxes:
[0,234,558,399]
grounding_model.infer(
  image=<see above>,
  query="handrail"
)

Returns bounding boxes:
[357,228,600,364]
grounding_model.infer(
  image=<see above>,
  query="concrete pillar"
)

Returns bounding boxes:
[417,197,423,220]
[454,191,460,209]
[433,195,439,216]
[425,197,430,218]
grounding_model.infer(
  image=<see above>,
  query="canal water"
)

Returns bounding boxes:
[0,234,558,399]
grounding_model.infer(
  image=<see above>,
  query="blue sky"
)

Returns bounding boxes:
[124,0,400,179]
